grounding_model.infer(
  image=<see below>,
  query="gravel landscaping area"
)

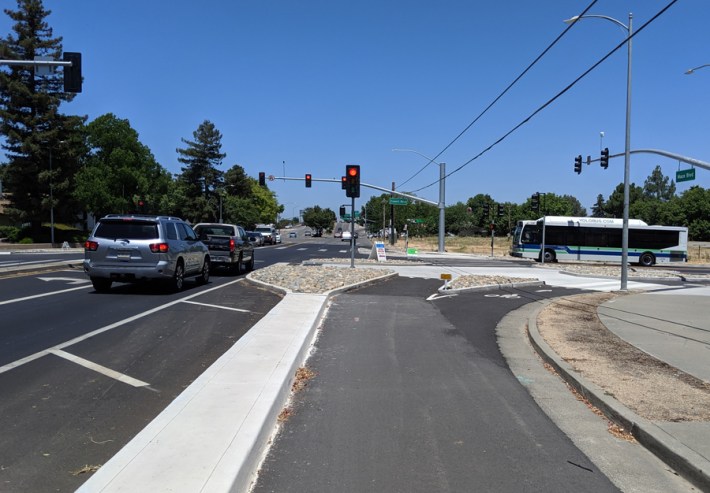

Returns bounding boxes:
[249,263,394,293]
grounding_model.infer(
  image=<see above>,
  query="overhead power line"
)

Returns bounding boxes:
[411,0,679,194]
[396,0,599,189]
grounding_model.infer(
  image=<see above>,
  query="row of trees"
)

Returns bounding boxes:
[349,165,709,241]
[0,1,279,241]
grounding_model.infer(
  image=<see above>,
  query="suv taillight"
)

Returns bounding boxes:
[229,238,236,253]
[84,240,99,251]
[150,243,169,253]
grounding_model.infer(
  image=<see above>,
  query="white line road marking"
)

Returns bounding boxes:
[0,285,91,306]
[297,248,308,251]
[426,293,458,301]
[182,300,251,313]
[48,349,150,387]
[38,276,90,285]
[0,278,244,375]
[318,249,328,252]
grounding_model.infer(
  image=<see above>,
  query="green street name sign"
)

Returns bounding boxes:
[389,197,408,205]
[676,168,696,182]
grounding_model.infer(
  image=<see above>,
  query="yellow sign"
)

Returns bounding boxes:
[440,273,452,280]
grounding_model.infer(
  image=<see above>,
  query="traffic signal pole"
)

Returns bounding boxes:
[350,195,356,268]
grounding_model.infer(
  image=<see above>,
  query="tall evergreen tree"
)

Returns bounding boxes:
[0,0,85,233]
[643,165,676,201]
[176,120,226,222]
[591,194,607,217]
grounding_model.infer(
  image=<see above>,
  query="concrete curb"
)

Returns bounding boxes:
[526,300,710,492]
[77,267,397,493]
[77,291,330,493]
[438,280,546,294]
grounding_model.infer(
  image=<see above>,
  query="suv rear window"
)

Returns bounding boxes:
[95,220,160,240]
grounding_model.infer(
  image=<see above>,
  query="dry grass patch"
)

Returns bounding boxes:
[537,292,710,422]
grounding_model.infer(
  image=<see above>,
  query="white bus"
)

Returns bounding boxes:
[510,216,688,266]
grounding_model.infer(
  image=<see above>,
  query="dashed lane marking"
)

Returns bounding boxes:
[0,285,91,306]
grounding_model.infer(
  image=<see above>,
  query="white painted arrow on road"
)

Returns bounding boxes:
[38,277,90,285]
[426,292,458,301]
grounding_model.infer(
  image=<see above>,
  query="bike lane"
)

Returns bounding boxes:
[253,277,619,492]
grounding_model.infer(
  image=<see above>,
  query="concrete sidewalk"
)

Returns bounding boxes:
[75,258,709,492]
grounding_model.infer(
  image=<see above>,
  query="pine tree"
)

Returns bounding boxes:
[643,165,676,201]
[176,120,226,222]
[0,0,84,235]
[591,194,606,217]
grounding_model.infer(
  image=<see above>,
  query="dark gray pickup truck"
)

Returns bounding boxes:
[193,223,255,274]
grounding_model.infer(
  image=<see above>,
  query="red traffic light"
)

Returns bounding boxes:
[305,173,312,188]
[345,165,360,198]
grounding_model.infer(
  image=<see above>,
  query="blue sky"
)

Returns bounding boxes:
[2,0,709,219]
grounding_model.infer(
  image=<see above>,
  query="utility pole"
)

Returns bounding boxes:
[390,182,395,246]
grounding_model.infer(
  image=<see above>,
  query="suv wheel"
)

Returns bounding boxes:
[197,259,210,285]
[91,278,112,293]
[171,260,185,292]
[246,252,255,271]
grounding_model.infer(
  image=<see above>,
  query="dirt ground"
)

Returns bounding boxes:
[536,292,710,422]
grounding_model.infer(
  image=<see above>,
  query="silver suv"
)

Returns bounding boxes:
[83,215,210,292]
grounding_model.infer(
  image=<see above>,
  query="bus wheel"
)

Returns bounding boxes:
[639,252,655,267]
[543,249,556,263]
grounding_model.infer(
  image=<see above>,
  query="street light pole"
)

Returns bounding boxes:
[564,12,632,291]
[622,13,633,292]
[391,148,446,253]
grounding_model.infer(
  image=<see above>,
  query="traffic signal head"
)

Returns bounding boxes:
[63,52,82,93]
[531,192,540,211]
[574,155,582,174]
[497,204,505,217]
[339,206,346,217]
[482,203,490,216]
[341,176,347,189]
[345,164,360,198]
[258,172,266,187]
[600,148,609,169]
[305,173,312,187]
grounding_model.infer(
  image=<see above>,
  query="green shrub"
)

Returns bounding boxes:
[19,237,34,244]
[0,226,21,242]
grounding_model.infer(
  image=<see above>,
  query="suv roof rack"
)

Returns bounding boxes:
[102,214,184,221]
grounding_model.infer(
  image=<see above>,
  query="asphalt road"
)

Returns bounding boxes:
[0,239,368,492]
[254,277,620,492]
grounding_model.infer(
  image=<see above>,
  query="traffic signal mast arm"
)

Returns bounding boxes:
[0,53,82,92]
[267,176,438,206]
[573,149,710,171]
